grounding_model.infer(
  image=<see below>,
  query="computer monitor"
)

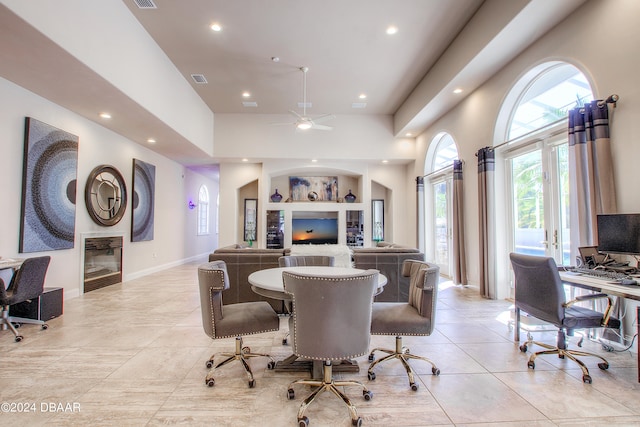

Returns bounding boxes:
[596,213,640,255]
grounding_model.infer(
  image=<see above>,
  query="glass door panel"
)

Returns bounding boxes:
[433,180,450,271]
[511,150,546,257]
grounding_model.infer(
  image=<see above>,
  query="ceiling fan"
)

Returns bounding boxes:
[274,67,335,131]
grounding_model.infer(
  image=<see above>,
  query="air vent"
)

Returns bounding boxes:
[190,74,208,84]
[242,101,258,107]
[134,0,157,9]
[351,102,367,109]
[297,102,312,109]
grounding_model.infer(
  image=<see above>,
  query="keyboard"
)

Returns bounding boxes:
[569,267,638,285]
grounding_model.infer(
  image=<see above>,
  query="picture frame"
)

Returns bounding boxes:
[19,117,79,252]
[289,176,338,201]
[244,198,257,242]
[372,199,384,242]
[131,158,156,242]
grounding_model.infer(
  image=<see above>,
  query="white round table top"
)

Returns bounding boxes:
[249,266,387,299]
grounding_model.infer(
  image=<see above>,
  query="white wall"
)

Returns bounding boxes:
[0,77,217,299]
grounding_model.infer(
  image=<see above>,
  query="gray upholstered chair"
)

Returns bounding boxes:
[510,253,620,384]
[283,269,378,427]
[367,259,440,391]
[278,255,335,267]
[198,260,280,388]
[278,255,335,345]
[0,256,51,342]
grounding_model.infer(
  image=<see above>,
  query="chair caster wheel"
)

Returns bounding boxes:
[287,388,295,400]
[298,416,309,427]
[432,367,440,376]
[206,360,214,369]
[352,416,363,426]
[401,346,410,354]
[583,375,592,384]
[527,360,535,370]
[248,379,255,388]
[367,371,376,381]
[368,353,374,362]
[598,362,609,370]
[519,344,527,352]
[267,361,276,370]
[558,354,565,359]
[15,335,23,342]
[206,378,215,387]
[363,390,373,401]
[410,382,418,391]
[42,324,48,330]
[242,346,250,354]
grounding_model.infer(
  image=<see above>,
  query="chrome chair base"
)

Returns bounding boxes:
[519,330,609,384]
[205,336,275,388]
[368,336,440,391]
[287,360,372,427]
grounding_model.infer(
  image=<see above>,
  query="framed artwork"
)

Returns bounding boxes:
[20,117,79,252]
[131,159,156,242]
[372,199,384,242]
[244,198,257,242]
[289,176,338,201]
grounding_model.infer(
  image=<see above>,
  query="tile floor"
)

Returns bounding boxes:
[2,259,640,426]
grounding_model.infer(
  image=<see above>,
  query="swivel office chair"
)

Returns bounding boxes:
[367,259,441,391]
[0,256,51,342]
[198,260,280,388]
[278,255,335,345]
[283,269,378,427]
[510,253,620,383]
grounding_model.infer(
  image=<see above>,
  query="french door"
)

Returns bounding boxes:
[507,133,570,265]
[432,175,452,276]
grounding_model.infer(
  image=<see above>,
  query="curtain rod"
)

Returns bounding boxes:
[421,159,465,178]
[488,94,620,153]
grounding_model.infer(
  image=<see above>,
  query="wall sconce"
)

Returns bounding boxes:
[188,200,197,210]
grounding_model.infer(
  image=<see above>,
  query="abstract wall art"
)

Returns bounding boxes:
[131,159,155,242]
[20,117,79,252]
[289,176,338,201]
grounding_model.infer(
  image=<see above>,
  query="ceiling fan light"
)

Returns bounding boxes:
[297,122,312,130]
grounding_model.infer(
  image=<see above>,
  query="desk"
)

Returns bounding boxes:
[0,258,24,288]
[249,266,386,377]
[558,272,640,382]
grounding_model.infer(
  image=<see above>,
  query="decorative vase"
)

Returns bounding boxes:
[344,189,356,203]
[270,189,283,202]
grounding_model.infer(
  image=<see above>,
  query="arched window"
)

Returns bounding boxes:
[425,132,459,277]
[494,62,593,298]
[197,185,209,235]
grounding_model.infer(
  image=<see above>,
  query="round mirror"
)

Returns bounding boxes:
[85,165,127,226]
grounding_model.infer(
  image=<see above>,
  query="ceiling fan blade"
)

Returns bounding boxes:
[270,121,296,126]
[288,109,303,119]
[311,114,335,124]
[310,123,333,131]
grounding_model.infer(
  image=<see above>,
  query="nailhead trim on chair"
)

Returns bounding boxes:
[285,271,377,361]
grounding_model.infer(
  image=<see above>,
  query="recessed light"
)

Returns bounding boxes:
[382,160,389,164]
[453,88,463,94]
[147,138,156,144]
[359,94,367,99]
[311,159,318,163]
[242,91,251,98]
[99,112,111,119]
[210,23,222,32]
[386,26,398,35]
[405,132,412,137]
[242,158,248,162]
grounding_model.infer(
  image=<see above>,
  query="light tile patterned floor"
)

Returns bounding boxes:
[2,260,640,426]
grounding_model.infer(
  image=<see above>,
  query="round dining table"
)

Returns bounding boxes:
[248,266,386,377]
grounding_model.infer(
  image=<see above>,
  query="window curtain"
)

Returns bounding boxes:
[568,99,617,255]
[452,160,467,285]
[477,147,496,298]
